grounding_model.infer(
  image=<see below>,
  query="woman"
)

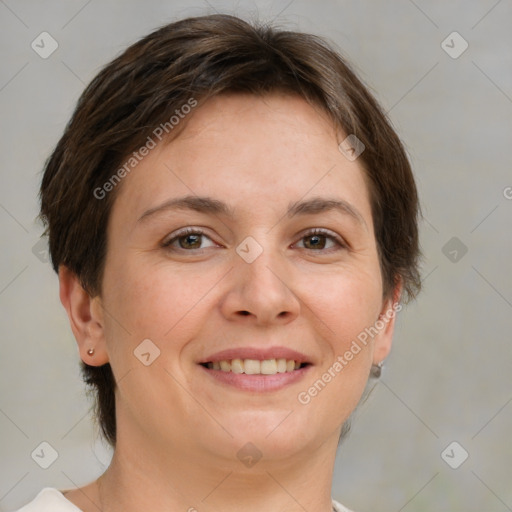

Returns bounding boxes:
[16,13,421,512]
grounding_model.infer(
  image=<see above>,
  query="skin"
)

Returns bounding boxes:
[59,93,400,512]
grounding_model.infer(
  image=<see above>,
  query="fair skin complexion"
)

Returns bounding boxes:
[59,93,399,512]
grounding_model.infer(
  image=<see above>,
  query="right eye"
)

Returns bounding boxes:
[162,227,218,251]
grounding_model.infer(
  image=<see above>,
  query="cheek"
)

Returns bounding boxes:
[297,271,381,424]
[102,256,224,350]
[309,265,383,343]
[299,264,382,411]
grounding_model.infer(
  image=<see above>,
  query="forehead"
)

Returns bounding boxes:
[109,93,374,229]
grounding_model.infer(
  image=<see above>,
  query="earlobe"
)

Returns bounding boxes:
[372,281,403,365]
[58,266,109,366]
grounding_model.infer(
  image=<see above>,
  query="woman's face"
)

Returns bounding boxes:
[95,93,397,465]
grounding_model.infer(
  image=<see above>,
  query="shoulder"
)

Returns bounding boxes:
[15,489,351,512]
[332,498,356,512]
[10,488,82,512]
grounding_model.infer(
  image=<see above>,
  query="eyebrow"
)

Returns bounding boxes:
[138,194,367,229]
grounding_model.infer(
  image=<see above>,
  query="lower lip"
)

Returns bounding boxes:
[198,365,312,392]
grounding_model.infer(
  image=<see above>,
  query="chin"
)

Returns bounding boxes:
[216,409,325,459]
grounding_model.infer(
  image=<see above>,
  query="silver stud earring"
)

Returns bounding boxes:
[371,360,384,378]
[87,348,95,356]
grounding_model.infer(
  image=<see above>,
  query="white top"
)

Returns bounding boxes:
[12,488,82,511]
[12,487,354,511]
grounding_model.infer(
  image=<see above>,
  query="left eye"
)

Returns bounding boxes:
[295,229,344,251]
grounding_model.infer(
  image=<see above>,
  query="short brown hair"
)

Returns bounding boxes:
[40,13,421,447]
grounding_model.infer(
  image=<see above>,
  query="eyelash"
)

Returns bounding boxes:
[161,227,346,253]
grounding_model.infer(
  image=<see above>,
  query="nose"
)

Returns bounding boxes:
[219,246,301,326]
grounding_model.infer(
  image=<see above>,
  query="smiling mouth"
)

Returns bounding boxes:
[199,358,311,375]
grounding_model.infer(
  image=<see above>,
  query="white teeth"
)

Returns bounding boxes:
[261,359,277,375]
[231,358,244,374]
[205,358,304,375]
[244,359,261,374]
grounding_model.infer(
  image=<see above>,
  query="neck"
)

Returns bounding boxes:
[95,422,340,512]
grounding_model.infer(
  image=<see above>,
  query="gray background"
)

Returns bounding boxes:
[1,1,511,511]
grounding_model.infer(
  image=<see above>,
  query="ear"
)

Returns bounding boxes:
[372,281,403,365]
[58,265,109,366]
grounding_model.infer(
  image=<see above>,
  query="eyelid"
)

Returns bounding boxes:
[161,226,348,252]
[161,226,217,249]
[294,227,348,250]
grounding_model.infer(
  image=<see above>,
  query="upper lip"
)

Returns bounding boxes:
[198,346,313,365]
